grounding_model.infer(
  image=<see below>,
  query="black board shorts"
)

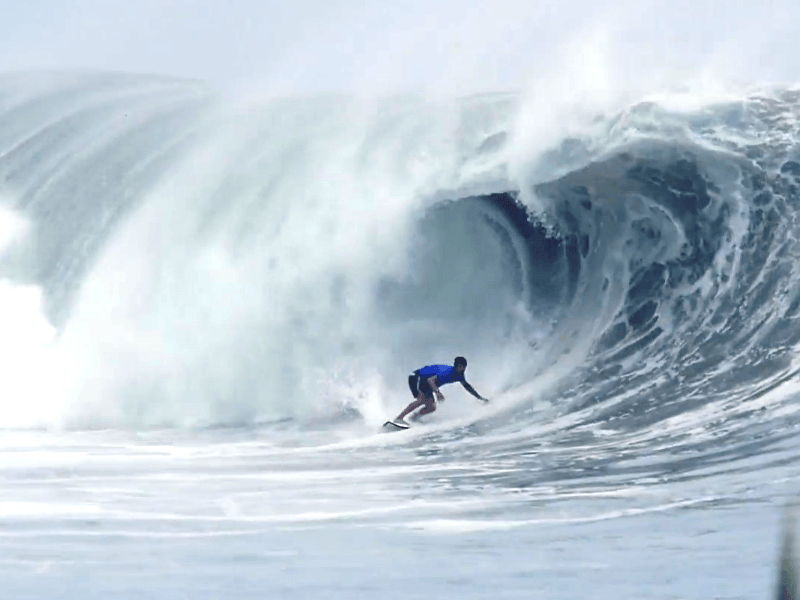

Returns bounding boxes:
[408,372,434,401]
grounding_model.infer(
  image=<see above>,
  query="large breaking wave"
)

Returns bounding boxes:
[1,71,800,453]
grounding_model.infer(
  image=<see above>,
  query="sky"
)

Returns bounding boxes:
[1,0,800,96]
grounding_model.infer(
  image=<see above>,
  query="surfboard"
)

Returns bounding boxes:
[381,420,410,432]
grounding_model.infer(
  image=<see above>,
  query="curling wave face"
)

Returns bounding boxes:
[0,72,800,487]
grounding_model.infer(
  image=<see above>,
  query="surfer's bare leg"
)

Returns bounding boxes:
[411,399,436,421]
[396,393,429,421]
[395,392,436,421]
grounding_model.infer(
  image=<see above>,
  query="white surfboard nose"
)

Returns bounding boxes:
[381,420,410,432]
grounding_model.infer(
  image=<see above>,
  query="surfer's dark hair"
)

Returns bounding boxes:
[454,356,467,368]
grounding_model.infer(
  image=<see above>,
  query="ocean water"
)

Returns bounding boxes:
[0,72,799,598]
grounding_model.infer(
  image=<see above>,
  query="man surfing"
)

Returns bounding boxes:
[390,356,487,427]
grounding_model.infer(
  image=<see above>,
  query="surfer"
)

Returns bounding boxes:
[394,356,487,425]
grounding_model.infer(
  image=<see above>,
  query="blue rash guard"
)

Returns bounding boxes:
[415,364,465,386]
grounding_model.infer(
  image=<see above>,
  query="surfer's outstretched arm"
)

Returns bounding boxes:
[462,381,487,402]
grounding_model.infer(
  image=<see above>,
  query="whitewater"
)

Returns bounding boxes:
[1,70,800,599]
